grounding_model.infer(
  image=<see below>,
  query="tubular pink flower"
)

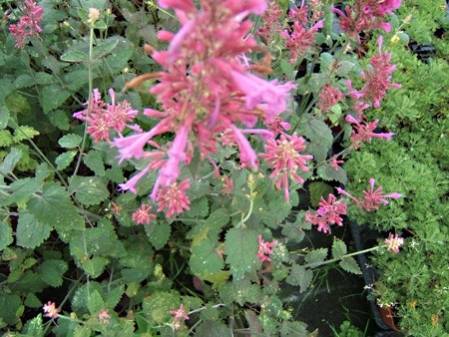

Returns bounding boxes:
[8,0,44,48]
[318,85,344,112]
[229,125,258,169]
[257,235,277,263]
[262,134,313,202]
[156,179,191,217]
[118,165,152,194]
[384,233,404,254]
[158,0,195,13]
[132,203,156,225]
[43,301,60,319]
[346,117,394,149]
[305,194,347,234]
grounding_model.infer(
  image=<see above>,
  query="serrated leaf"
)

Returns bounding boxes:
[41,85,71,113]
[5,177,42,205]
[61,49,89,63]
[13,126,39,143]
[297,114,333,162]
[14,74,35,89]
[81,256,109,278]
[38,259,68,287]
[87,290,104,314]
[144,222,171,250]
[55,151,77,171]
[190,240,224,278]
[281,321,309,337]
[339,257,362,275]
[0,294,21,324]
[74,326,92,337]
[84,151,105,176]
[286,265,314,292]
[93,37,120,59]
[304,248,328,266]
[28,183,84,233]
[0,222,13,250]
[16,212,52,249]
[105,285,124,309]
[195,321,232,337]
[69,176,109,206]
[224,227,258,280]
[332,239,347,259]
[58,134,82,148]
[317,164,348,185]
[0,147,22,175]
[24,314,44,337]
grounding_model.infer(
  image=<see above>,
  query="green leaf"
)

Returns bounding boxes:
[24,314,44,337]
[87,290,104,314]
[339,257,362,275]
[195,321,232,337]
[58,134,82,148]
[93,37,120,59]
[0,147,22,175]
[0,106,9,130]
[0,294,21,324]
[190,240,224,278]
[280,321,309,337]
[28,183,84,234]
[224,227,258,280]
[332,239,347,259]
[84,151,105,176]
[0,222,13,250]
[14,74,35,89]
[308,181,334,208]
[143,291,180,323]
[81,256,109,278]
[38,259,68,287]
[41,85,71,113]
[16,212,52,249]
[317,164,348,185]
[61,49,89,63]
[6,178,42,205]
[297,114,333,162]
[286,265,313,292]
[55,151,77,171]
[144,222,171,250]
[69,176,109,206]
[304,248,328,266]
[13,126,39,143]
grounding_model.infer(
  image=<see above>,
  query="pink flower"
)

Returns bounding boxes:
[170,304,189,330]
[330,155,344,171]
[305,194,347,234]
[318,85,344,112]
[258,0,283,42]
[345,116,394,149]
[221,175,234,195]
[132,203,156,225]
[262,134,313,202]
[43,301,60,319]
[8,0,43,48]
[281,4,324,63]
[384,233,404,254]
[74,89,138,143]
[98,309,111,324]
[257,235,277,262]
[337,178,401,212]
[156,179,190,217]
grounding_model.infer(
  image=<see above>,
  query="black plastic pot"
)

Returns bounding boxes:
[349,222,405,336]
[408,42,436,63]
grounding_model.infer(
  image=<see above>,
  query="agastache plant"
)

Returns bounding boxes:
[111,0,297,216]
[8,0,44,48]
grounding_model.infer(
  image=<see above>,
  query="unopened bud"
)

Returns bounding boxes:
[403,15,412,24]
[390,34,400,44]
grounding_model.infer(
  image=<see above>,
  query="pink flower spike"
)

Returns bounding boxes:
[229,125,258,169]
[158,0,195,13]
[384,233,404,254]
[305,194,347,234]
[156,179,191,217]
[43,301,60,319]
[386,193,402,199]
[132,203,156,225]
[330,155,344,171]
[119,165,151,194]
[257,235,277,263]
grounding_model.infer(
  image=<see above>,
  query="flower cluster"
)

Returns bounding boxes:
[258,0,283,43]
[334,0,401,39]
[346,37,400,115]
[8,0,43,48]
[132,203,156,225]
[262,134,313,201]
[74,89,138,143]
[43,301,59,319]
[257,235,277,263]
[305,194,347,234]
[111,0,296,217]
[281,3,324,63]
[345,115,394,149]
[170,304,189,330]
[337,178,401,212]
[318,84,344,113]
[384,233,404,254]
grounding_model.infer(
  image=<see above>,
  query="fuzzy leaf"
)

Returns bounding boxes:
[286,265,313,292]
[304,248,328,266]
[16,212,52,249]
[224,227,258,280]
[339,257,362,275]
[69,176,109,206]
[195,321,232,337]
[24,314,44,337]
[83,151,105,176]
[38,259,68,287]
[55,151,77,171]
[41,85,71,113]
[87,290,104,314]
[190,240,224,278]
[0,222,13,250]
[13,126,39,143]
[0,148,22,175]
[144,222,171,250]
[317,164,348,185]
[58,134,82,148]
[332,239,347,259]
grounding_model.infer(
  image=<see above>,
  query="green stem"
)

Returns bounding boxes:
[72,26,95,178]
[303,245,381,269]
